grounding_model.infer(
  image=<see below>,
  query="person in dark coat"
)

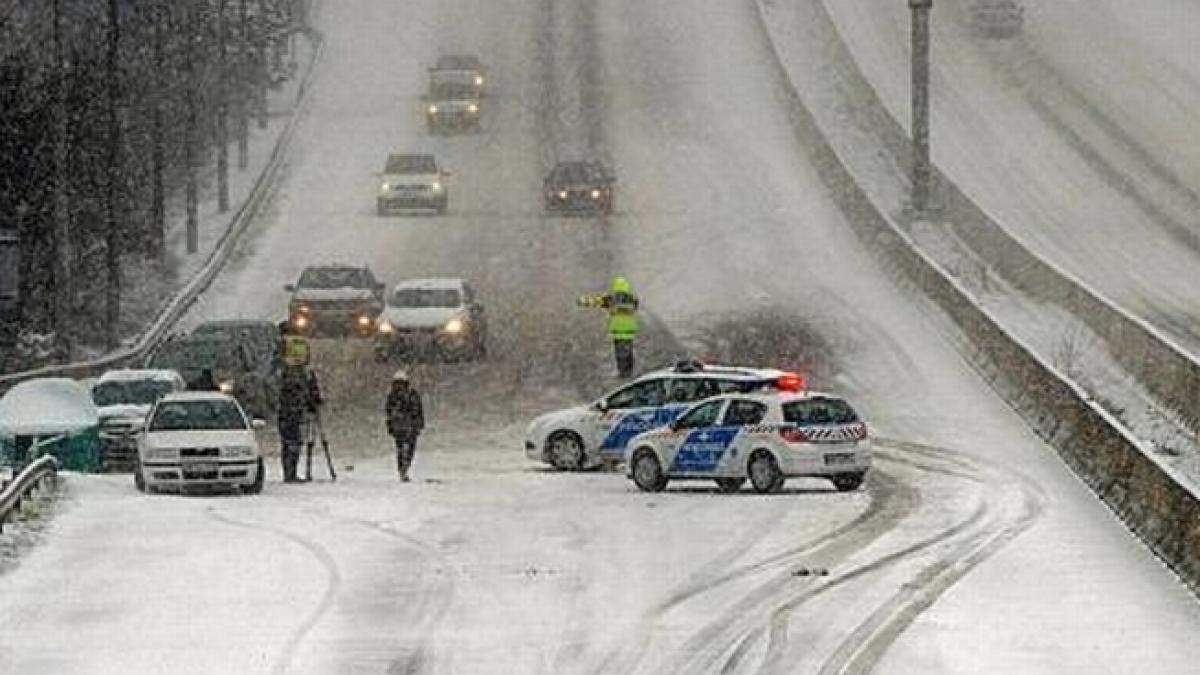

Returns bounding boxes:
[385,369,424,482]
[278,364,322,482]
[192,368,220,391]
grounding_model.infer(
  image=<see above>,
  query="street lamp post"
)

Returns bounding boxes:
[909,0,933,216]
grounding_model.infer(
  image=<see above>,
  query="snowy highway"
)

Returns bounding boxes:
[3,1,1200,673]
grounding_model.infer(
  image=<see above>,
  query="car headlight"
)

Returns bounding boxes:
[218,380,235,394]
[474,75,484,86]
[380,182,391,191]
[467,103,479,114]
[224,445,256,458]
[432,181,443,192]
[591,189,602,199]
[292,314,310,329]
[377,320,395,335]
[557,190,568,199]
[428,104,438,114]
[443,318,465,335]
[356,314,372,327]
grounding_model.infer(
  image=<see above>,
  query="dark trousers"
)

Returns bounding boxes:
[279,416,303,481]
[394,433,418,475]
[613,339,635,378]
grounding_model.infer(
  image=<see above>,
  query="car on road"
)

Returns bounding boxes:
[377,153,450,215]
[425,82,482,134]
[192,319,282,411]
[970,0,1023,38]
[136,391,265,494]
[286,265,386,338]
[145,333,271,417]
[524,360,803,470]
[374,277,487,362]
[429,53,487,98]
[544,160,615,215]
[91,369,187,470]
[625,390,871,494]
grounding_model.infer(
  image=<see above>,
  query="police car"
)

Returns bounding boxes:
[524,361,800,470]
[624,390,870,494]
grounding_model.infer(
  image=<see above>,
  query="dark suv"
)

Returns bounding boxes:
[544,161,615,215]
[285,265,385,337]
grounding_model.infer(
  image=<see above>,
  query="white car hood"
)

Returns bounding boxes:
[98,404,151,423]
[293,288,376,303]
[144,429,257,450]
[381,306,462,329]
[529,404,592,434]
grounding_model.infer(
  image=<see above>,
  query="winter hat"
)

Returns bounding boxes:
[392,369,409,382]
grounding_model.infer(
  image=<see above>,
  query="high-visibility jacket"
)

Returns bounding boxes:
[282,334,311,367]
[579,277,640,341]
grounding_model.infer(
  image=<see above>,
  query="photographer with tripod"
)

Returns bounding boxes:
[278,332,323,483]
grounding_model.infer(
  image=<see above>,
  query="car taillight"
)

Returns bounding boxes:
[779,427,808,443]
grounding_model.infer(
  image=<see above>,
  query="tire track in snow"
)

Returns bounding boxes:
[676,441,1044,675]
[582,469,914,675]
[206,508,343,675]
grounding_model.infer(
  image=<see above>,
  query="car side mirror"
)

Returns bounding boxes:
[594,399,608,412]
[284,283,296,292]
[252,419,266,430]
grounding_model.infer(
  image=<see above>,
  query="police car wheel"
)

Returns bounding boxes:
[631,449,668,493]
[547,431,585,470]
[831,472,864,492]
[714,477,745,493]
[749,451,785,494]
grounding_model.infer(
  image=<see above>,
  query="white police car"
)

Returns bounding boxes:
[524,361,803,470]
[624,390,870,494]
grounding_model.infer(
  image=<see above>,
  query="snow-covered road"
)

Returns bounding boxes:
[2,0,1199,673]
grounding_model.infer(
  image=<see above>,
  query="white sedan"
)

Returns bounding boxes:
[136,392,265,494]
[624,390,871,494]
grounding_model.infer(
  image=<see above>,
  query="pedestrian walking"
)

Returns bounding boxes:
[386,369,424,482]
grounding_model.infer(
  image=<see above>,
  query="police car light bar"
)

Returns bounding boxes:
[776,372,805,392]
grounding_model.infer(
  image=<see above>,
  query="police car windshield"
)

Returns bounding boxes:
[150,400,246,432]
[92,380,175,407]
[783,398,859,425]
[392,288,461,308]
[299,268,365,289]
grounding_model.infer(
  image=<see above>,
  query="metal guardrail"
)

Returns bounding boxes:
[0,28,326,395]
[0,454,61,534]
[751,0,1200,596]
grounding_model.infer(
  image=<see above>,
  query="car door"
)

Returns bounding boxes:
[717,399,770,474]
[661,399,732,474]
[592,378,669,458]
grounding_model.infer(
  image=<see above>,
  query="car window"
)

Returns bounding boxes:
[675,399,725,429]
[605,379,666,410]
[298,267,366,289]
[391,288,461,308]
[782,397,859,426]
[666,378,721,403]
[385,155,436,174]
[150,400,247,432]
[92,380,176,407]
[722,400,768,426]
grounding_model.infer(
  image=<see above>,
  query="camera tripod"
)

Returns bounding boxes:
[302,408,337,482]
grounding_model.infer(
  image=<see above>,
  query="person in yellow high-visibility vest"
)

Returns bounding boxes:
[578,275,640,378]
